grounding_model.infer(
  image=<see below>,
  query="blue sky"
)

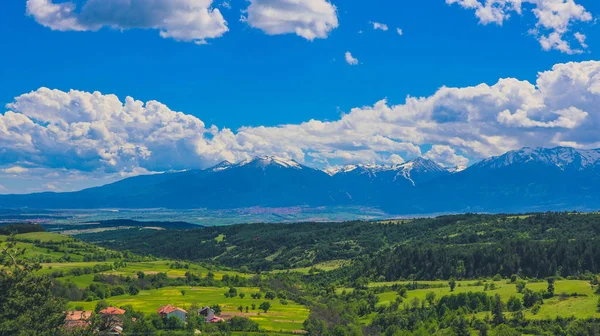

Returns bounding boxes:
[1,0,600,193]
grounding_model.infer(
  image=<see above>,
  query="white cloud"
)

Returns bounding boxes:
[446,0,593,54]
[345,52,359,65]
[1,166,29,174]
[43,183,59,191]
[574,32,587,49]
[3,61,600,188]
[424,145,469,167]
[371,22,389,31]
[26,0,229,45]
[244,0,338,40]
[396,28,403,36]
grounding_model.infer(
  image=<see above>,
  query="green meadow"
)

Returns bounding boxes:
[370,279,600,320]
[70,286,309,332]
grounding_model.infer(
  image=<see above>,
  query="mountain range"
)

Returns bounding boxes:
[2,146,600,214]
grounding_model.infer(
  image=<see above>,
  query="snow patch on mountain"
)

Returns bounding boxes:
[475,147,600,170]
[236,156,303,169]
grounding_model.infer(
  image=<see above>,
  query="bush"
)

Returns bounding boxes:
[506,296,522,312]
[229,316,259,332]
[532,303,541,315]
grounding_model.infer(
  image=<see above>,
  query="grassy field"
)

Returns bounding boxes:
[272,259,351,274]
[61,260,255,288]
[70,286,309,332]
[369,279,600,320]
[16,232,72,242]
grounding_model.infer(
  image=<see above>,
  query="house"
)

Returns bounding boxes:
[98,307,126,331]
[198,306,224,323]
[64,310,92,329]
[158,304,187,322]
[99,307,126,315]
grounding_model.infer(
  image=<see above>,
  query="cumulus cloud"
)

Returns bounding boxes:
[345,52,359,65]
[424,145,469,167]
[371,22,389,31]
[396,28,403,36]
[574,32,587,49]
[446,0,593,54]
[244,0,338,40]
[3,61,600,188]
[26,0,229,44]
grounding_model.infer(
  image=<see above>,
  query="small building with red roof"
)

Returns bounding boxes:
[64,310,92,329]
[158,304,187,322]
[99,307,126,315]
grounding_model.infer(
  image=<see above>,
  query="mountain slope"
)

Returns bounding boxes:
[2,147,600,213]
[389,147,600,213]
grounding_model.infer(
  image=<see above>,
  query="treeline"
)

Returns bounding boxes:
[53,270,256,302]
[0,223,44,235]
[77,212,600,273]
[360,237,600,280]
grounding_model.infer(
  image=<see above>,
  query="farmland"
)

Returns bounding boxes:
[2,230,308,333]
[70,286,309,332]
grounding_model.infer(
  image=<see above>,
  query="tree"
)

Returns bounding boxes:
[506,296,522,312]
[95,300,109,313]
[473,319,489,336]
[165,315,184,330]
[522,289,542,308]
[238,305,244,313]
[546,277,555,297]
[259,302,271,313]
[493,324,520,336]
[265,291,276,300]
[449,278,457,292]
[452,315,470,336]
[425,292,436,306]
[515,280,526,293]
[597,297,600,313]
[239,292,246,299]
[211,305,222,315]
[0,241,67,336]
[491,294,506,325]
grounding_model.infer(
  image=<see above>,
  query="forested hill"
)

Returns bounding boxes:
[77,212,600,280]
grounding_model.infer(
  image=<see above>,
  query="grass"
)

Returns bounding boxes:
[38,261,116,274]
[69,286,309,332]
[61,260,254,288]
[371,279,600,319]
[272,260,350,274]
[15,232,72,242]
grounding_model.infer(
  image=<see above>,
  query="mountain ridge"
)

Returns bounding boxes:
[2,146,600,214]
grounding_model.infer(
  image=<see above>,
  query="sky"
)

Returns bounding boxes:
[1,0,600,193]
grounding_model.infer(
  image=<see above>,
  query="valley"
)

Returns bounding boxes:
[2,212,600,335]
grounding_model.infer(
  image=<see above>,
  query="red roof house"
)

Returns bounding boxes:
[158,304,188,322]
[64,310,92,329]
[99,307,126,315]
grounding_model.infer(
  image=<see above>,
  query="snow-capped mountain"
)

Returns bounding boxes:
[2,147,600,214]
[329,157,449,186]
[473,147,600,171]
[234,156,304,170]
